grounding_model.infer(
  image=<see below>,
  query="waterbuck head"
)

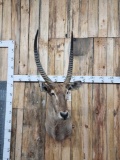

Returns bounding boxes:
[34,30,81,141]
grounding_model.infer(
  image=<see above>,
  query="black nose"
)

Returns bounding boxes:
[60,111,68,120]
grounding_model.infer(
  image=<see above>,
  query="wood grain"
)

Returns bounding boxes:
[49,0,67,38]
[13,83,25,159]
[19,0,29,74]
[15,108,23,160]
[10,109,17,160]
[48,39,55,75]
[55,39,64,75]
[11,1,20,159]
[2,0,11,40]
[62,38,71,160]
[49,0,56,38]
[88,0,98,37]
[55,39,65,160]
[15,1,29,159]
[11,0,21,74]
[71,53,82,160]
[45,39,55,160]
[40,0,49,160]
[71,84,82,160]
[108,0,119,37]
[114,38,120,159]
[72,0,80,37]
[13,83,25,109]
[0,0,2,39]
[28,0,39,74]
[80,38,93,160]
[66,0,72,38]
[64,38,70,75]
[40,0,49,72]
[99,0,107,37]
[80,0,88,38]
[56,0,66,38]
[21,83,41,160]
[93,38,107,160]
[0,0,11,80]
[107,38,114,160]
[0,48,8,81]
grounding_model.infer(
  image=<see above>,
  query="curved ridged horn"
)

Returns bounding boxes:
[64,31,74,84]
[34,30,54,87]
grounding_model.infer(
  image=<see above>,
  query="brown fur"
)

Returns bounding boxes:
[45,83,72,141]
[44,82,81,141]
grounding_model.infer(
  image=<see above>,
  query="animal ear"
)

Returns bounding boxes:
[67,81,82,90]
[40,82,51,93]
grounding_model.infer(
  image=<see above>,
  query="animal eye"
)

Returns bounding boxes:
[68,86,72,90]
[51,92,55,96]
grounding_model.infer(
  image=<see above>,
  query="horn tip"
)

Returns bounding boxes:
[36,29,39,36]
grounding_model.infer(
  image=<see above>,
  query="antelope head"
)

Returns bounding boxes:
[34,30,81,141]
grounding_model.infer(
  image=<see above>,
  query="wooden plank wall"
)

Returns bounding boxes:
[0,0,120,160]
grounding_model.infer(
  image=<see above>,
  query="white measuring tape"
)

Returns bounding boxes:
[0,41,14,160]
[14,75,120,83]
[0,40,120,160]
